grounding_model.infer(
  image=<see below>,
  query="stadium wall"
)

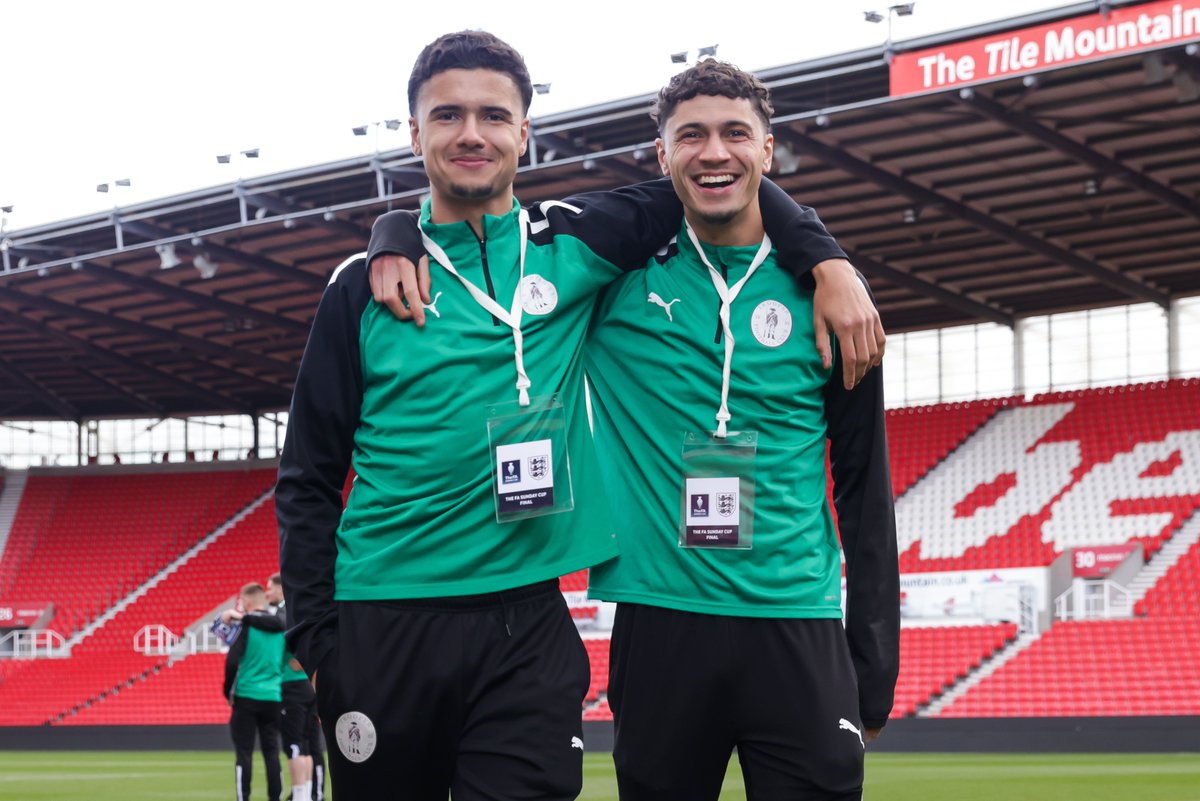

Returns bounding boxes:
[2,718,1196,753]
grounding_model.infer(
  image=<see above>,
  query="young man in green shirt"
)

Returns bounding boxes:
[583,61,899,801]
[267,574,321,801]
[280,30,877,801]
[224,582,287,801]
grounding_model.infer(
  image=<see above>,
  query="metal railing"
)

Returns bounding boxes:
[133,624,178,656]
[1054,579,1133,621]
[0,628,69,658]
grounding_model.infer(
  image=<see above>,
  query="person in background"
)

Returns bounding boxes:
[224,582,286,801]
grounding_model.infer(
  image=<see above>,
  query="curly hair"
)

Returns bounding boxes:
[652,60,773,135]
[408,30,534,116]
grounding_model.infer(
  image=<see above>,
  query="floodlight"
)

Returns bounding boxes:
[352,126,369,136]
[533,83,551,95]
[1143,54,1167,84]
[0,205,12,213]
[1173,71,1199,103]
[194,253,219,279]
[773,143,802,175]
[384,119,403,130]
[156,243,182,270]
[864,11,884,23]
[697,45,718,59]
[890,3,914,16]
[97,183,109,193]
[217,154,232,164]
[670,51,688,64]
[242,148,259,159]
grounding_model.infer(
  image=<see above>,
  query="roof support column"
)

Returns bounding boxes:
[1168,300,1181,379]
[1013,317,1027,397]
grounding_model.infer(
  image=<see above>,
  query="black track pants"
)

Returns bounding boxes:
[608,604,865,801]
[316,580,590,801]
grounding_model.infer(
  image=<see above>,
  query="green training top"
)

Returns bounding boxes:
[331,199,627,600]
[234,620,286,702]
[277,179,851,676]
[585,228,841,617]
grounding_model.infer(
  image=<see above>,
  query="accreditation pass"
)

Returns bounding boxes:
[495,438,555,514]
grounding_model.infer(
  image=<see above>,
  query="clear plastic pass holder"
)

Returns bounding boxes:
[679,431,757,549]
[486,394,575,523]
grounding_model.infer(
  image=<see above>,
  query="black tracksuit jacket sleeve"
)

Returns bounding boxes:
[276,260,370,679]
[823,275,900,730]
[223,627,246,701]
[364,178,844,277]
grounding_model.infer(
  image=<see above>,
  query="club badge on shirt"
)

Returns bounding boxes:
[750,300,792,347]
[335,711,378,763]
[520,274,558,315]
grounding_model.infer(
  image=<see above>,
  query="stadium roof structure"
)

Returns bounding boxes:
[1,0,1197,421]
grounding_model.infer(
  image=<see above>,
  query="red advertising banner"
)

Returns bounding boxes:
[1072,543,1142,578]
[891,0,1200,97]
[0,601,53,628]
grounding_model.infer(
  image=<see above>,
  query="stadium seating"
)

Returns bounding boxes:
[559,570,589,593]
[63,653,229,725]
[938,618,1200,717]
[0,471,277,725]
[891,623,1018,718]
[582,638,610,703]
[4,379,1199,725]
[884,397,1020,497]
[1135,534,1200,618]
[897,379,1200,572]
[0,469,276,638]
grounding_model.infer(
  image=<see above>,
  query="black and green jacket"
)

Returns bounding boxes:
[223,611,285,703]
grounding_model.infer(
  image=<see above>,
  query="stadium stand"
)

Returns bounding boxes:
[884,397,1020,497]
[583,638,610,703]
[891,624,1019,718]
[64,653,229,726]
[3,378,1198,725]
[897,379,1200,572]
[0,470,276,638]
[1135,536,1200,618]
[938,619,1200,717]
[0,469,276,725]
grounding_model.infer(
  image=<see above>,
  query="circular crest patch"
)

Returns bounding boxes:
[750,300,793,347]
[335,711,377,763]
[520,274,558,315]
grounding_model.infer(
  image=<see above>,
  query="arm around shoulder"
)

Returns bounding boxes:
[824,341,900,729]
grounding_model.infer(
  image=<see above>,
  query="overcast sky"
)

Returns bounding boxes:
[1,0,1075,232]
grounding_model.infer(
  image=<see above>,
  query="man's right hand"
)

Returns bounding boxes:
[369,254,432,326]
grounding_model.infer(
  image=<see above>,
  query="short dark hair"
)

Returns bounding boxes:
[268,573,282,587]
[408,30,534,116]
[240,582,265,598]
[652,60,773,135]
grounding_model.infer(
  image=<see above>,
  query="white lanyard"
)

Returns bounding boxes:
[420,208,533,406]
[684,221,772,438]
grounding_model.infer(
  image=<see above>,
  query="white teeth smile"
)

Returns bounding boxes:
[697,175,735,186]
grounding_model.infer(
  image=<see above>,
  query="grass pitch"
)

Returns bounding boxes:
[0,751,1197,800]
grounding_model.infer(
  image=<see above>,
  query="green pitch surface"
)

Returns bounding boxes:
[1,751,1197,800]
